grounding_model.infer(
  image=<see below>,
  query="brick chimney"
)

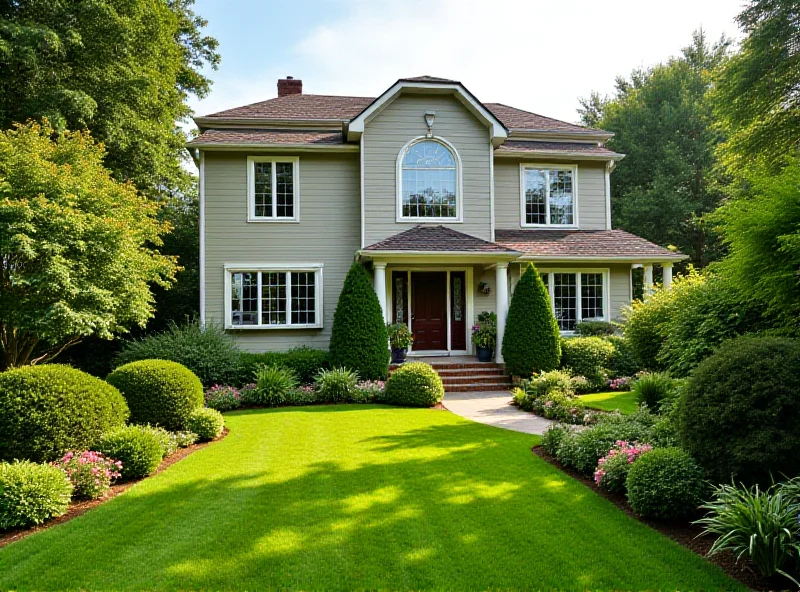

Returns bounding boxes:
[277,76,302,97]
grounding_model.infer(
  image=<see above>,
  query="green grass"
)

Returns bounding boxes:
[581,390,639,414]
[0,406,741,590]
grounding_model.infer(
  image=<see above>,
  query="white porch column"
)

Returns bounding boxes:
[373,262,388,323]
[495,263,509,364]
[644,264,654,298]
[662,263,673,291]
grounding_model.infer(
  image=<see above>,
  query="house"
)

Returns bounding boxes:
[189,76,684,362]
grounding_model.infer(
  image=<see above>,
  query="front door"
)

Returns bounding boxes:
[411,272,447,350]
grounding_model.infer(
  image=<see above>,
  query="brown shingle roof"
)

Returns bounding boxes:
[188,129,343,146]
[365,226,518,253]
[483,103,601,134]
[204,94,373,120]
[494,229,685,260]
[495,141,623,158]
[400,75,460,83]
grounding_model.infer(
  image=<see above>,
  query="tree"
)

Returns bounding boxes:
[502,264,560,377]
[329,263,389,380]
[0,121,177,369]
[0,0,219,197]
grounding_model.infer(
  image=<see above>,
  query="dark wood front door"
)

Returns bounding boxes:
[411,272,447,350]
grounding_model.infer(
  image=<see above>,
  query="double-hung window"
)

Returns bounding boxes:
[539,269,607,332]
[225,264,322,329]
[247,156,299,222]
[520,164,577,227]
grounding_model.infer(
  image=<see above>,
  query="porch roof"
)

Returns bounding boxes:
[362,226,520,258]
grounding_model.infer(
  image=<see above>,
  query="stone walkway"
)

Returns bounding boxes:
[443,390,553,435]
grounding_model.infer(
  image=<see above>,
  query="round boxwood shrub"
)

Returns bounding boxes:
[95,425,165,480]
[185,408,224,442]
[0,364,129,462]
[625,447,706,520]
[384,362,444,407]
[0,460,73,529]
[679,336,800,484]
[106,360,203,431]
[560,336,615,389]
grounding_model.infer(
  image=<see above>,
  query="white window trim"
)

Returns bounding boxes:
[246,156,300,223]
[538,268,609,335]
[396,136,463,223]
[519,163,579,228]
[223,263,323,330]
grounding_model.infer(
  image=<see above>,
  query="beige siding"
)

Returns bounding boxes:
[363,94,491,245]
[494,160,608,230]
[203,151,360,352]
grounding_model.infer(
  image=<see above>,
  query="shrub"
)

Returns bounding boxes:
[575,320,617,337]
[315,367,358,403]
[329,263,389,380]
[604,335,642,378]
[0,461,73,529]
[529,391,586,424]
[143,426,197,456]
[204,385,242,412]
[518,371,589,424]
[631,372,678,411]
[679,336,800,484]
[106,360,203,431]
[52,451,122,500]
[523,369,574,400]
[115,322,241,387]
[238,346,330,385]
[285,386,319,406]
[251,365,298,406]
[593,441,652,494]
[353,380,385,403]
[560,337,615,390]
[95,426,165,480]
[626,448,706,520]
[541,424,572,457]
[185,408,224,442]
[502,264,561,377]
[384,362,444,407]
[0,365,129,463]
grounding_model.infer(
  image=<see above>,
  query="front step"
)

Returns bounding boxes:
[445,382,512,392]
[389,359,511,392]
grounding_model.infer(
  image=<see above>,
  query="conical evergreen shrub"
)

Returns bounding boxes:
[329,262,389,380]
[501,263,561,377]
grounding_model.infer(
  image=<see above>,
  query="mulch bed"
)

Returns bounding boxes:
[0,427,229,550]
[532,445,789,592]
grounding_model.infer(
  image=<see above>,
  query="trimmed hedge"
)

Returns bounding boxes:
[502,264,561,377]
[106,360,203,431]
[185,408,224,442]
[0,365,129,462]
[560,337,615,388]
[626,448,706,520]
[575,321,617,337]
[238,346,329,385]
[95,425,165,480]
[605,335,641,377]
[679,336,800,484]
[0,461,73,529]
[384,362,444,407]
[329,263,389,380]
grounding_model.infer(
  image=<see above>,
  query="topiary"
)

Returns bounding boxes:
[632,372,678,411]
[315,367,358,403]
[0,365,129,462]
[575,321,617,337]
[679,336,800,484]
[251,365,298,406]
[502,264,561,377]
[185,408,224,442]
[106,360,203,431]
[560,337,615,389]
[625,448,707,520]
[0,460,73,529]
[95,425,165,480]
[384,362,444,407]
[329,263,389,380]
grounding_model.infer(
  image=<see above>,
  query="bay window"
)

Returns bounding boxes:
[539,269,607,332]
[247,156,299,222]
[520,164,577,226]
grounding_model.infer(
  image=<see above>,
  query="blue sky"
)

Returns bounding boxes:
[188,0,743,126]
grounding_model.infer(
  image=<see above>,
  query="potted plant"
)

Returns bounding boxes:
[471,311,497,363]
[387,322,413,364]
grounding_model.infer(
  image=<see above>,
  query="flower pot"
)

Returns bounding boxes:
[476,346,493,363]
[391,348,407,364]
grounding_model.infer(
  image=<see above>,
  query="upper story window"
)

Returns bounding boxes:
[247,156,299,222]
[520,164,577,227]
[397,138,461,221]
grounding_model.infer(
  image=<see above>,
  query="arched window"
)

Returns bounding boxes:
[398,139,460,220]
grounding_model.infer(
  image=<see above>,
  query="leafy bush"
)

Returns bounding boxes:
[238,346,330,385]
[541,424,572,457]
[632,372,678,411]
[185,408,224,442]
[0,364,129,463]
[517,371,589,424]
[52,451,122,500]
[522,370,574,401]
[315,367,358,403]
[95,426,165,480]
[530,390,586,423]
[560,337,615,389]
[502,264,561,377]
[679,336,800,484]
[626,448,706,520]
[593,441,652,494]
[106,360,203,431]
[285,386,319,406]
[353,380,386,403]
[251,365,298,406]
[604,335,642,377]
[204,385,242,411]
[384,362,444,407]
[575,321,617,337]
[116,322,241,387]
[329,263,389,380]
[161,430,198,455]
[0,461,73,529]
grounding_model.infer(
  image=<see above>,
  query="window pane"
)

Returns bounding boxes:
[581,273,604,320]
[275,162,294,218]
[403,141,456,168]
[395,276,405,323]
[231,272,258,325]
[553,273,577,331]
[524,169,547,224]
[261,272,287,325]
[254,162,272,217]
[549,169,574,225]
[401,141,457,218]
[291,272,316,325]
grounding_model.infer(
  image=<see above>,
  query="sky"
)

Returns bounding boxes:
[187,0,745,127]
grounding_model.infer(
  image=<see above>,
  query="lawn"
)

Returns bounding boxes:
[0,405,740,590]
[580,390,639,414]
